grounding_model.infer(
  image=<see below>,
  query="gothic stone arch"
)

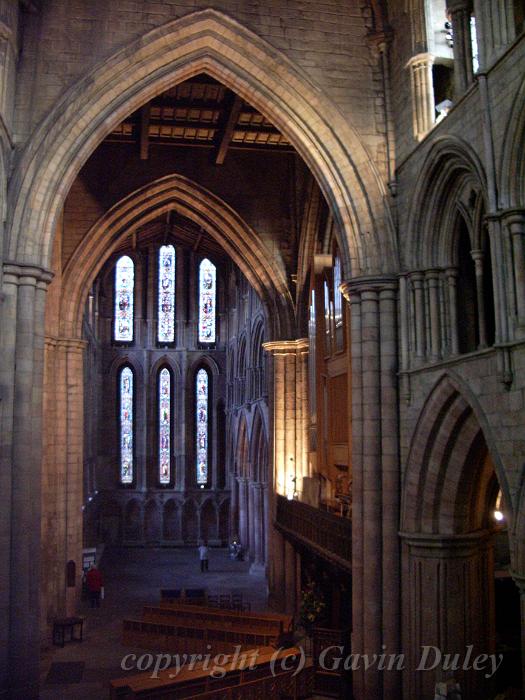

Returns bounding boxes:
[7,8,396,280]
[59,174,295,342]
[401,373,512,700]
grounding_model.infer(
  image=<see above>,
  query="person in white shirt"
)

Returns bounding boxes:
[198,542,209,572]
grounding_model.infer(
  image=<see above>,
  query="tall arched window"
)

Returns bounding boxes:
[158,367,172,485]
[196,368,209,486]
[456,218,479,353]
[333,252,344,351]
[158,245,176,344]
[114,255,134,342]
[198,258,216,344]
[119,366,134,484]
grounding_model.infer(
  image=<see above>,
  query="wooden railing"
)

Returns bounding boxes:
[275,496,351,569]
[312,626,352,698]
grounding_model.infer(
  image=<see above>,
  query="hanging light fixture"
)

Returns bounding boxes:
[493,490,504,522]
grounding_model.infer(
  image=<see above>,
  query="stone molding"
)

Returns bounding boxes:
[3,261,53,286]
[400,528,494,557]
[44,336,87,351]
[340,274,398,301]
[262,338,309,355]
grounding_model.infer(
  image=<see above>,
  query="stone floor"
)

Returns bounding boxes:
[39,546,269,699]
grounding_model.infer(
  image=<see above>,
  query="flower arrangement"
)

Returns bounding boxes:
[299,581,326,630]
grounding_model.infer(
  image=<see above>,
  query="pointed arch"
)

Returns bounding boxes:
[182,500,199,542]
[8,8,396,280]
[250,406,269,483]
[124,499,142,541]
[405,136,487,269]
[200,498,218,541]
[60,174,294,340]
[163,499,180,541]
[144,499,161,541]
[500,72,525,208]
[401,372,512,536]
[236,413,250,478]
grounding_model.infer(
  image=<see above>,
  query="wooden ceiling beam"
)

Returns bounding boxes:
[140,103,151,160]
[213,95,243,166]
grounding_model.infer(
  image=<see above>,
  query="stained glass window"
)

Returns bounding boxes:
[470,16,479,73]
[324,278,332,352]
[114,255,134,342]
[196,368,209,485]
[198,258,216,343]
[158,245,176,343]
[333,253,344,351]
[308,289,317,421]
[158,368,171,484]
[119,366,133,484]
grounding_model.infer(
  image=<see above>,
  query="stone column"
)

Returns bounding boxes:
[401,531,495,700]
[262,340,309,498]
[41,335,87,626]
[471,249,488,347]
[263,339,309,608]
[503,210,525,335]
[410,272,427,362]
[474,0,516,68]
[346,284,364,698]
[230,473,238,538]
[237,477,249,548]
[447,0,474,96]
[407,53,435,141]
[425,269,442,361]
[251,482,265,567]
[378,284,401,700]
[511,571,525,692]
[1,263,53,699]
[342,276,401,700]
[248,478,255,555]
[284,540,297,616]
[64,340,86,614]
[445,268,460,355]
[0,1,19,128]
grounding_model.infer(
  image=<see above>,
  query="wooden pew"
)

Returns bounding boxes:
[110,646,313,699]
[122,618,278,656]
[122,601,294,658]
[158,600,293,636]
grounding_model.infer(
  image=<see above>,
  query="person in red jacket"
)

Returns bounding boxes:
[86,564,104,608]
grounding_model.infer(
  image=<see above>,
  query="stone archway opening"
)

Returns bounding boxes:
[3,11,396,699]
[401,376,522,700]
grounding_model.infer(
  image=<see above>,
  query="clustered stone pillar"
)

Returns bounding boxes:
[474,0,517,68]
[237,477,249,547]
[471,249,488,347]
[42,337,86,622]
[511,571,525,691]
[251,482,266,568]
[503,210,525,335]
[407,53,435,141]
[262,339,309,498]
[341,277,401,700]
[263,339,309,609]
[1,263,53,700]
[400,532,495,700]
[445,267,460,355]
[447,0,474,96]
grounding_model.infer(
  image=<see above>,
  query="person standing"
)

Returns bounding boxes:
[86,563,104,608]
[198,542,209,572]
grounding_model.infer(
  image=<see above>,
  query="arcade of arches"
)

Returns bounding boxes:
[1,2,525,699]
